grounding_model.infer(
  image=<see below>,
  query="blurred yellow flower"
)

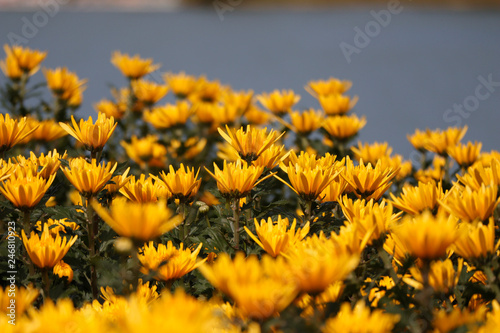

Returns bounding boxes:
[144,101,191,129]
[0,114,38,153]
[440,184,500,222]
[414,155,446,183]
[121,135,168,168]
[61,158,117,197]
[139,241,206,282]
[0,50,23,80]
[1,44,46,76]
[351,141,392,165]
[131,79,169,106]
[322,114,366,141]
[94,99,125,120]
[0,169,55,209]
[244,105,271,125]
[404,258,463,294]
[257,89,300,115]
[318,94,358,116]
[198,253,298,320]
[447,141,482,168]
[163,71,198,99]
[157,164,201,202]
[388,180,445,216]
[22,224,77,269]
[244,216,310,257]
[59,114,117,153]
[103,168,131,195]
[407,128,431,152]
[218,124,285,162]
[454,218,500,260]
[424,126,468,155]
[189,78,225,104]
[390,211,459,260]
[285,234,360,294]
[456,158,500,190]
[222,89,254,113]
[305,78,352,97]
[322,301,400,333]
[43,67,87,102]
[168,137,207,161]
[111,51,160,79]
[341,157,398,200]
[287,108,324,135]
[0,284,38,317]
[350,202,399,246]
[53,260,74,282]
[93,198,182,242]
[205,160,272,199]
[29,119,68,142]
[120,174,170,202]
[433,306,488,333]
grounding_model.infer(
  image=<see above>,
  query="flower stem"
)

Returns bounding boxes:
[22,209,35,276]
[42,269,51,301]
[415,260,434,332]
[304,200,313,225]
[231,198,241,250]
[86,196,98,300]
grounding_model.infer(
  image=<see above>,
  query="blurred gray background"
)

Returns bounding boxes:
[0,0,499,161]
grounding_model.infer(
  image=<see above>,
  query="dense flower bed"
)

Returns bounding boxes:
[0,44,499,332]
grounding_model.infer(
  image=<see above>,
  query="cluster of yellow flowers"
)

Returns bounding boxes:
[1,44,500,333]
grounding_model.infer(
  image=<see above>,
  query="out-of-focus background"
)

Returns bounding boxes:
[0,0,499,161]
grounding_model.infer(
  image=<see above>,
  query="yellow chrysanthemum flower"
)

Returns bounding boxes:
[244,105,271,125]
[340,197,401,225]
[318,176,348,203]
[53,260,74,282]
[131,79,169,106]
[223,89,254,113]
[218,124,285,162]
[143,101,191,129]
[423,126,468,155]
[0,114,38,153]
[388,180,445,215]
[341,157,398,200]
[205,159,273,199]
[297,281,345,317]
[120,174,170,202]
[156,164,201,202]
[0,284,39,317]
[168,137,207,161]
[257,89,300,115]
[404,258,463,294]
[390,211,459,260]
[0,169,55,209]
[447,141,482,168]
[43,67,87,102]
[28,118,68,142]
[305,78,352,97]
[1,44,46,76]
[477,300,500,333]
[322,114,366,141]
[440,184,500,222]
[285,234,360,294]
[378,154,413,181]
[322,301,400,333]
[103,168,131,195]
[244,216,310,257]
[163,71,198,99]
[94,99,126,120]
[287,108,324,135]
[111,51,160,80]
[61,158,117,197]
[414,155,446,183]
[35,218,79,236]
[433,306,488,333]
[318,94,358,116]
[276,163,343,201]
[188,78,226,104]
[454,218,500,260]
[12,149,67,180]
[285,150,344,170]
[93,198,182,242]
[121,135,168,168]
[407,128,431,152]
[457,158,500,190]
[139,241,206,282]
[251,143,289,169]
[22,224,77,269]
[351,141,393,165]
[198,253,298,320]
[0,50,23,80]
